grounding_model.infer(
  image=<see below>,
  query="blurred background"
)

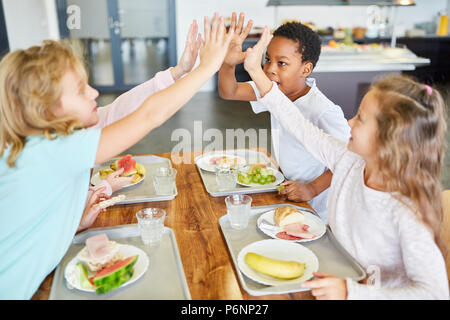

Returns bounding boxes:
[0,0,449,187]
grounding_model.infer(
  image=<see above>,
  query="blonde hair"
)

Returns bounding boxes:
[371,75,447,255]
[0,40,87,167]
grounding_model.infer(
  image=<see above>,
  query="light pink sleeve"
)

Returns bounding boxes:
[91,68,175,129]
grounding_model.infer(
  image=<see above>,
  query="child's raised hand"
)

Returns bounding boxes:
[172,20,203,80]
[223,12,253,67]
[198,13,234,73]
[243,25,272,73]
[301,272,347,300]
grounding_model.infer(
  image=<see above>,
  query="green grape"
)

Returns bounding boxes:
[270,175,276,182]
[251,175,259,183]
[258,177,267,185]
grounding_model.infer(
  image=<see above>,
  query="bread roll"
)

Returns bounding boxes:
[274,206,305,227]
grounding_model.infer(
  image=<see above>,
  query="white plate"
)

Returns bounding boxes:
[64,244,149,293]
[195,152,246,173]
[90,167,145,189]
[256,209,326,243]
[237,166,284,187]
[237,239,319,286]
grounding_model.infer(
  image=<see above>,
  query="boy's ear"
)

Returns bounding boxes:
[301,61,313,78]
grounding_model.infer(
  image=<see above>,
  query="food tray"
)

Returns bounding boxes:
[92,155,177,204]
[219,204,366,296]
[195,149,283,197]
[49,224,191,300]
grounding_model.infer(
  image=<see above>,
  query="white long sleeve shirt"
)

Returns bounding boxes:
[248,78,350,223]
[258,82,449,300]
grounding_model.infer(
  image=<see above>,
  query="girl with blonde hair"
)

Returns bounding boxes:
[243,27,449,299]
[0,13,233,299]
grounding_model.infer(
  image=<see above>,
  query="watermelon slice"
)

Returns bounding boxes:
[89,255,138,295]
[114,154,137,177]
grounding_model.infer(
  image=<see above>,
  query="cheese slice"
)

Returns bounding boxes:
[85,233,111,260]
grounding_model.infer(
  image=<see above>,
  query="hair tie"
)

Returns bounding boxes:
[424,84,433,96]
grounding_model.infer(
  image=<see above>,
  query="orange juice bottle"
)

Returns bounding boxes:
[437,11,448,36]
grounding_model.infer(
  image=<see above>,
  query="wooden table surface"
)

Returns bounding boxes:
[32,150,316,300]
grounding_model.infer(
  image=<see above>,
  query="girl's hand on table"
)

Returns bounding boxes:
[105,167,133,193]
[171,19,203,80]
[78,187,109,232]
[302,272,348,300]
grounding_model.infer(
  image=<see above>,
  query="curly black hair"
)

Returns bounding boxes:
[273,22,321,68]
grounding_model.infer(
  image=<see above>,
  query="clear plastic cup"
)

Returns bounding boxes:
[215,165,237,191]
[225,194,252,230]
[136,208,166,245]
[153,167,177,195]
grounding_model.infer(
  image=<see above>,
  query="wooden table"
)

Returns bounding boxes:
[32,150,315,300]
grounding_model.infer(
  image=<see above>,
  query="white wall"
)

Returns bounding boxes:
[175,0,447,91]
[3,0,60,50]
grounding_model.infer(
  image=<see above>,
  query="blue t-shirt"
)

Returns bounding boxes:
[0,129,101,299]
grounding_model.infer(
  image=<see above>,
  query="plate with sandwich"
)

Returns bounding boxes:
[237,239,319,286]
[256,206,326,243]
[64,233,149,295]
[91,154,146,189]
[195,152,246,173]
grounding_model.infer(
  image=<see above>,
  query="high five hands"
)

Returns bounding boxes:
[243,25,272,73]
[172,13,235,80]
[223,12,254,67]
[198,12,235,73]
[171,20,203,80]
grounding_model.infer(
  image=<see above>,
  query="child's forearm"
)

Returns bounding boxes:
[308,169,332,197]
[96,64,215,164]
[218,64,238,99]
[170,65,185,81]
[246,66,272,98]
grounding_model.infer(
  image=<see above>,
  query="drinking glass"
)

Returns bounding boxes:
[153,167,177,195]
[215,165,238,191]
[225,194,252,230]
[136,208,166,245]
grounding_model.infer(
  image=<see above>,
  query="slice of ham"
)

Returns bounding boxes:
[281,223,315,239]
[276,231,304,241]
[209,156,223,165]
[85,233,112,260]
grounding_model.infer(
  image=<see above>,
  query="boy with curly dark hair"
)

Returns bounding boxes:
[218,13,350,222]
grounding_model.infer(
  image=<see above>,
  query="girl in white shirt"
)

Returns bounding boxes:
[243,27,449,300]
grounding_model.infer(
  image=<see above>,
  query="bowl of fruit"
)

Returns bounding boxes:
[237,164,284,187]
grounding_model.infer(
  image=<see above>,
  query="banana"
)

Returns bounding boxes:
[135,163,146,176]
[245,252,305,279]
